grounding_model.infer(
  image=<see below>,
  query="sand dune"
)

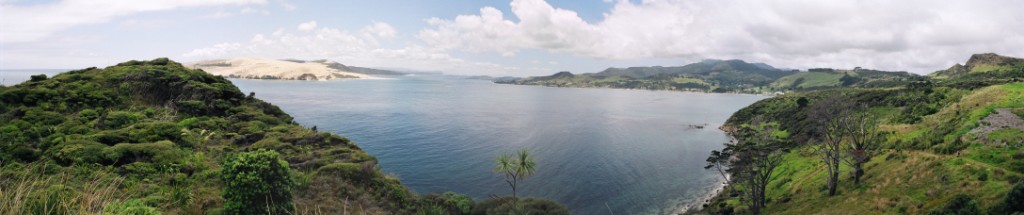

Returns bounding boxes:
[187,57,378,80]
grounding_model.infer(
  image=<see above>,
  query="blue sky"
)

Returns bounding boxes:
[2,0,1023,76]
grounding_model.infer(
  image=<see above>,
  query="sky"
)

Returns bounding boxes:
[2,0,1023,76]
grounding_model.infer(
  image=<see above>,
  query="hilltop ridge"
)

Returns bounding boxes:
[932,53,1024,79]
[500,59,920,94]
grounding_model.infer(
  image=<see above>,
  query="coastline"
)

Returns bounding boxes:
[672,175,729,214]
[493,82,783,97]
[671,125,738,214]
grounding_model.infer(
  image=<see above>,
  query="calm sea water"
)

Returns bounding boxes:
[232,75,766,214]
[2,70,766,214]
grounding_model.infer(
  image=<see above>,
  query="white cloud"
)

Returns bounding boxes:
[278,0,296,11]
[297,21,317,31]
[205,10,234,19]
[361,22,397,39]
[183,22,545,75]
[418,0,1024,73]
[0,0,267,43]
[239,7,270,15]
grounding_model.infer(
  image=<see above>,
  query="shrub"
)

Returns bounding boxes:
[127,121,182,144]
[928,194,979,215]
[442,192,475,214]
[221,149,294,215]
[419,191,475,215]
[48,140,109,165]
[79,109,100,120]
[105,111,142,128]
[29,74,47,82]
[177,117,200,128]
[104,141,183,166]
[992,182,1024,215]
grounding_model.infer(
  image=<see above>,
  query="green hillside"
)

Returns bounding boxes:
[931,53,1024,79]
[0,58,565,214]
[769,69,922,91]
[702,54,1024,215]
[500,60,920,94]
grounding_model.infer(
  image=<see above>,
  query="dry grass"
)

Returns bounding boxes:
[0,163,126,215]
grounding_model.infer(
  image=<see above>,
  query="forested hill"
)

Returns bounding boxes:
[498,59,922,94]
[0,58,566,214]
[703,54,1024,214]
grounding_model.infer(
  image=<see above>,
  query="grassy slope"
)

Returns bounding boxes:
[712,82,1024,214]
[770,72,844,89]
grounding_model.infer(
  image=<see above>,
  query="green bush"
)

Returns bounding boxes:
[127,121,182,144]
[104,141,184,166]
[105,111,142,128]
[992,182,1024,214]
[177,117,200,128]
[422,192,476,214]
[221,149,295,215]
[48,139,109,165]
[79,109,100,120]
[29,74,47,82]
[928,194,980,215]
[442,192,475,214]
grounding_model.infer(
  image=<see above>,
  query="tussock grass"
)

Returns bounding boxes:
[0,163,126,215]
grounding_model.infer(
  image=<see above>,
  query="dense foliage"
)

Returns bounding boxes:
[221,149,294,214]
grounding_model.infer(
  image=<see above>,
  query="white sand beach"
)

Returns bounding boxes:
[187,57,379,80]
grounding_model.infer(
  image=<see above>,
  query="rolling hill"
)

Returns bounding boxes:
[500,59,921,94]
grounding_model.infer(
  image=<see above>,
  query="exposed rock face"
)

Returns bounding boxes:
[965,53,1024,69]
[967,108,1024,146]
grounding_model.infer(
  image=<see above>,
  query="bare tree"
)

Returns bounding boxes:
[728,117,786,215]
[844,110,882,185]
[809,94,852,196]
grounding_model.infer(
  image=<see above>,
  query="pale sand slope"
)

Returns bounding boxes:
[187,57,379,80]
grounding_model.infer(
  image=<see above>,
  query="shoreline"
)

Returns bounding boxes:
[672,124,739,214]
[672,175,729,214]
[493,82,782,97]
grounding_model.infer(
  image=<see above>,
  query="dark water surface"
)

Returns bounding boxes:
[232,75,766,214]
